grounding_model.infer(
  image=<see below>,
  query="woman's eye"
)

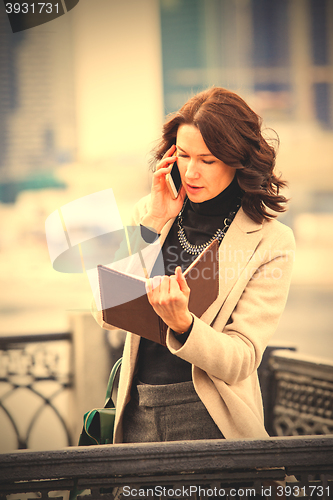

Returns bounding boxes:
[178,154,188,158]
[202,160,215,165]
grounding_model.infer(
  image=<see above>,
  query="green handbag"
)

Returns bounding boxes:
[78,357,122,446]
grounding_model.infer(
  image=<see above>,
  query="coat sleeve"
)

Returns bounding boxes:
[166,226,296,385]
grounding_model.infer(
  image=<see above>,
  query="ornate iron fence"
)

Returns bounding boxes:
[0,329,333,499]
[0,333,73,451]
[268,350,333,437]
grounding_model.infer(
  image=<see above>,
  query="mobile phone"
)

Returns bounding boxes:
[165,161,182,199]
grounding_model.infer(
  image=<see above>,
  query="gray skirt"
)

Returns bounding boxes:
[122,379,224,443]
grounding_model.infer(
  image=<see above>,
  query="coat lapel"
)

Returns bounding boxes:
[199,208,263,324]
[150,208,262,326]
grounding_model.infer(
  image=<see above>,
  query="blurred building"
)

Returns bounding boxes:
[160,0,333,129]
[1,0,332,199]
[0,6,76,202]
[71,0,164,165]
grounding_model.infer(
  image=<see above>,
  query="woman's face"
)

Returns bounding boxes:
[176,124,235,203]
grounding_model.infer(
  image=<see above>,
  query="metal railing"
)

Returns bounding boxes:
[0,333,73,450]
[266,350,333,437]
[0,435,332,499]
[0,313,122,451]
[0,324,333,499]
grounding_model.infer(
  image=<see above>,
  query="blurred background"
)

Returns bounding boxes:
[0,0,332,451]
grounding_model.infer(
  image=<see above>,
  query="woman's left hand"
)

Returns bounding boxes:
[146,267,193,334]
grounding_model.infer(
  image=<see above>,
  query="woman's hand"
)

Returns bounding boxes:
[141,145,186,233]
[146,266,193,334]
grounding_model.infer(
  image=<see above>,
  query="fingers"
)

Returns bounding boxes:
[152,159,176,193]
[146,275,178,304]
[146,276,164,294]
[146,276,167,304]
[162,144,176,160]
[156,156,177,172]
[169,274,180,295]
[154,163,174,179]
[146,270,188,295]
[146,271,189,306]
[146,272,191,333]
[156,144,177,171]
[175,266,190,294]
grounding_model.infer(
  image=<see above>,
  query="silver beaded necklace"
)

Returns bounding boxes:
[177,197,241,256]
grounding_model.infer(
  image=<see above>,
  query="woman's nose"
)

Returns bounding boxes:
[185,160,200,180]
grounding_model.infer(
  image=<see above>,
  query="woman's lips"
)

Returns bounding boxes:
[185,183,203,194]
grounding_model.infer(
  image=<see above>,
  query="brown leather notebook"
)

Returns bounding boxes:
[97,239,219,346]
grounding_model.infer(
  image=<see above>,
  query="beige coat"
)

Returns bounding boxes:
[95,195,296,442]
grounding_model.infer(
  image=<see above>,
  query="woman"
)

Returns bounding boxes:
[96,87,295,444]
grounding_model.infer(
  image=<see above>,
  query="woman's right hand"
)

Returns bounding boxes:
[141,145,186,233]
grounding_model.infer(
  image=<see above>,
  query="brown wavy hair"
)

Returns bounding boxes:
[151,87,288,223]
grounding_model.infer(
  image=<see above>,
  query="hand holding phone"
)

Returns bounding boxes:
[165,161,182,199]
[142,152,184,233]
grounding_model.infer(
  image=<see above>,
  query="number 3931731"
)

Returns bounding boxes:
[277,485,330,497]
[5,3,60,14]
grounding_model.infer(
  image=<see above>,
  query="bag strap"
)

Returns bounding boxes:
[104,357,122,406]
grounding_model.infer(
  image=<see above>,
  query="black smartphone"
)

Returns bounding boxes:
[165,161,182,199]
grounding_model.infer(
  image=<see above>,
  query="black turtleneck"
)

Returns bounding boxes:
[137,176,243,385]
